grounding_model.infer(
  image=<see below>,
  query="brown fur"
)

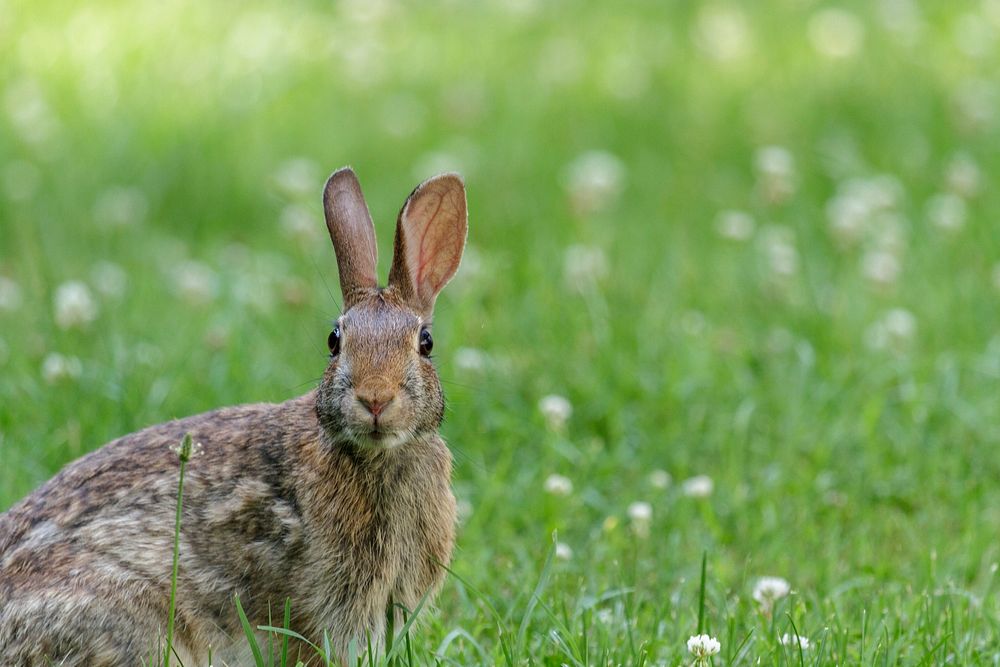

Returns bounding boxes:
[0,168,468,665]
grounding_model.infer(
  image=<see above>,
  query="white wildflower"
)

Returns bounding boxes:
[926,193,967,231]
[861,250,901,287]
[826,193,870,246]
[90,261,127,299]
[41,353,82,384]
[0,276,23,312]
[954,12,995,59]
[273,158,320,198]
[946,153,981,198]
[715,210,755,241]
[563,244,609,291]
[539,394,573,431]
[543,473,573,496]
[555,542,573,561]
[760,226,799,277]
[171,260,219,305]
[563,150,626,215]
[865,308,917,352]
[753,576,791,612]
[649,469,672,489]
[92,186,148,229]
[755,146,796,203]
[627,501,653,538]
[279,204,322,244]
[808,8,865,59]
[54,281,98,329]
[453,347,487,373]
[694,5,753,62]
[456,498,474,523]
[780,633,811,650]
[682,475,714,498]
[687,634,721,660]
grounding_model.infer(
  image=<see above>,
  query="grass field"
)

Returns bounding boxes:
[3,0,1000,664]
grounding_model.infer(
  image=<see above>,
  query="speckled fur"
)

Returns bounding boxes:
[0,168,467,666]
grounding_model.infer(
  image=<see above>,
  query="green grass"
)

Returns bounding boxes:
[3,0,1000,663]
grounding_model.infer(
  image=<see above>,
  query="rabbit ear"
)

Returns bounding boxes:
[323,167,379,308]
[388,173,468,317]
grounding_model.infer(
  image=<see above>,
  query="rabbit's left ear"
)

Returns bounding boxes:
[388,173,467,317]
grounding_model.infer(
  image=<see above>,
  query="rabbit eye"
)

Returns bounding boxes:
[328,325,341,356]
[419,328,433,357]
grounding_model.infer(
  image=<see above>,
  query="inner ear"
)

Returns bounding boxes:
[388,173,468,316]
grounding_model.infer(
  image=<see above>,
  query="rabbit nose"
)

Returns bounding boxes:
[356,383,395,418]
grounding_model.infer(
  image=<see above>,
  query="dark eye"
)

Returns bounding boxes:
[328,325,341,356]
[419,328,433,357]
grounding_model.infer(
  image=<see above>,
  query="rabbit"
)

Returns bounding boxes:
[0,166,467,666]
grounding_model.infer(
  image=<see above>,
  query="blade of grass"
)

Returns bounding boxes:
[234,593,266,667]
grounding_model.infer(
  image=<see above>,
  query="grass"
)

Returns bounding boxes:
[3,0,1000,663]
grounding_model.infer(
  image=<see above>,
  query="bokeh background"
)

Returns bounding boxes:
[3,0,1000,663]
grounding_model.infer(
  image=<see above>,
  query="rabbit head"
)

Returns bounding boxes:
[315,167,467,449]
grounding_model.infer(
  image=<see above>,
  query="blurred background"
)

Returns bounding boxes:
[3,0,1000,662]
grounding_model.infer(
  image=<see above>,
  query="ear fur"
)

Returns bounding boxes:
[388,173,468,317]
[323,167,379,308]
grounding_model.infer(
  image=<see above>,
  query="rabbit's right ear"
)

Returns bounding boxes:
[323,167,379,308]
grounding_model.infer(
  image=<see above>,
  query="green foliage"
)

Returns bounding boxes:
[3,0,1000,664]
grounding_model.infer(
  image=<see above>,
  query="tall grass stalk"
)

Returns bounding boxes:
[164,433,195,667]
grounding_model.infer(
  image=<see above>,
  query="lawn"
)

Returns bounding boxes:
[2,0,1000,664]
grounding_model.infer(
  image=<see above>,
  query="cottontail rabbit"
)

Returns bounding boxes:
[0,167,467,666]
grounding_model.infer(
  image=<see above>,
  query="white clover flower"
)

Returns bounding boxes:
[649,469,672,489]
[555,542,573,561]
[92,186,148,229]
[808,8,865,59]
[946,153,981,198]
[54,281,98,329]
[694,5,753,62]
[760,226,799,277]
[877,0,924,44]
[0,276,23,312]
[755,146,796,203]
[454,347,488,373]
[90,261,127,299]
[753,576,791,612]
[627,501,653,538]
[279,204,322,244]
[687,634,721,660]
[539,394,573,431]
[273,158,320,198]
[861,250,901,287]
[926,193,967,232]
[779,633,811,650]
[41,353,82,384]
[866,307,917,352]
[544,473,573,496]
[682,475,714,498]
[171,260,219,305]
[563,150,626,215]
[456,498,474,524]
[715,210,755,241]
[563,244,609,291]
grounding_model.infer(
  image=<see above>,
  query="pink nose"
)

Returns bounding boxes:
[359,396,387,418]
